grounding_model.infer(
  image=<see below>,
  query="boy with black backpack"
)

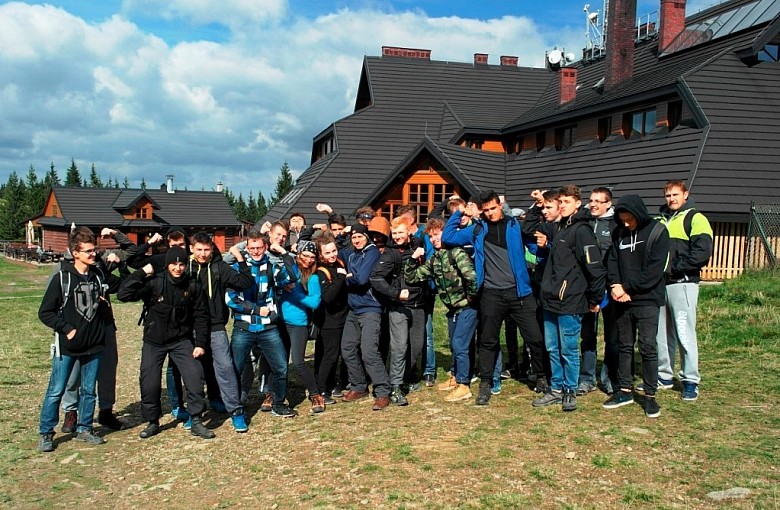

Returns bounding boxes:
[38,228,121,452]
[117,247,215,439]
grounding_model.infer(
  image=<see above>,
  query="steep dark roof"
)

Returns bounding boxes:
[264,56,552,221]
[40,187,240,228]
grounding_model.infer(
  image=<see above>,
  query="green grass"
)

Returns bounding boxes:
[0,258,778,509]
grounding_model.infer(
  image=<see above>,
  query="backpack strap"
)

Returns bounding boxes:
[317,266,332,282]
[58,270,71,311]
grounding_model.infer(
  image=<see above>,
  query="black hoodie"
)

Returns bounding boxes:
[607,195,670,306]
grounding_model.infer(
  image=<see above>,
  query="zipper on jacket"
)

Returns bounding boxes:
[558,280,568,301]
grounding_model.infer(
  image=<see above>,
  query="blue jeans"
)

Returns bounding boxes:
[40,352,102,434]
[62,328,118,412]
[447,307,478,384]
[543,311,582,392]
[231,328,288,405]
[207,330,242,413]
[423,311,436,377]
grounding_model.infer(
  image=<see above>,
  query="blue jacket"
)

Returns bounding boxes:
[226,254,294,333]
[346,243,381,314]
[280,266,322,327]
[442,210,536,298]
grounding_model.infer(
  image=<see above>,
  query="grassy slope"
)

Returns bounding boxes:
[0,259,777,509]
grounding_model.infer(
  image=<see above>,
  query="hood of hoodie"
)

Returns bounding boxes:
[614,195,652,228]
[585,206,615,221]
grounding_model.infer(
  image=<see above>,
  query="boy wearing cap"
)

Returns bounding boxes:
[118,247,215,439]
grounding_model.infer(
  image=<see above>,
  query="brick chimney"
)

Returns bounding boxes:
[381,46,431,59]
[658,0,687,53]
[500,55,518,66]
[474,53,488,65]
[559,67,578,105]
[604,0,637,92]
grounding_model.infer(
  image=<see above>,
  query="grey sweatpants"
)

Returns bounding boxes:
[657,282,700,384]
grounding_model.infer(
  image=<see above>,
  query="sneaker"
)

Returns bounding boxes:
[75,430,106,445]
[372,396,390,411]
[603,390,634,409]
[260,394,274,412]
[576,382,597,396]
[500,369,512,380]
[682,382,699,402]
[209,400,228,414]
[342,390,369,402]
[444,384,472,402]
[139,421,160,439]
[475,383,492,406]
[644,396,661,418]
[310,394,326,414]
[562,390,577,412]
[331,387,345,398]
[61,411,77,433]
[98,409,124,431]
[658,378,674,390]
[389,386,409,406]
[183,417,192,430]
[231,411,249,432]
[423,374,436,388]
[437,373,457,391]
[39,432,55,452]
[271,404,298,418]
[491,378,502,395]
[405,382,422,393]
[601,381,615,395]
[323,394,337,405]
[534,377,549,394]
[171,406,190,422]
[532,390,563,407]
[190,416,216,439]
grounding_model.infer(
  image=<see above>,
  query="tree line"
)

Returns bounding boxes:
[0,160,296,241]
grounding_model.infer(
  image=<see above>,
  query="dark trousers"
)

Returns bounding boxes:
[615,303,660,396]
[479,288,547,387]
[316,326,344,395]
[341,311,390,397]
[140,340,207,422]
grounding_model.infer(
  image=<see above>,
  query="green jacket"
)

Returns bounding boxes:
[657,201,713,284]
[404,247,477,311]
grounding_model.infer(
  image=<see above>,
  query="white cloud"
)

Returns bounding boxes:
[0,2,583,198]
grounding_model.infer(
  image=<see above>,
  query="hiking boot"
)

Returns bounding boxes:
[260,394,274,412]
[437,373,457,391]
[562,390,577,412]
[644,396,661,418]
[310,394,326,414]
[532,389,563,407]
[682,382,699,402]
[271,404,298,418]
[139,421,160,439]
[444,384,472,402]
[190,416,216,439]
[534,377,549,394]
[75,430,106,445]
[61,411,77,433]
[423,374,436,388]
[231,411,248,432]
[389,386,409,406]
[475,383,492,406]
[98,409,124,431]
[171,406,190,422]
[342,390,369,402]
[603,390,634,409]
[491,378,502,395]
[39,432,55,453]
[576,382,597,396]
[209,400,227,414]
[372,396,390,411]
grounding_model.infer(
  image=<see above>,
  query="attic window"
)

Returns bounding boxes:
[622,108,656,138]
[135,207,150,219]
[554,126,576,151]
[758,43,779,61]
[667,101,683,130]
[597,116,612,142]
[280,187,304,206]
[464,138,483,149]
[315,135,336,161]
[535,131,546,151]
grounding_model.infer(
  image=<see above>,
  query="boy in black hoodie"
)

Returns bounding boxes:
[38,229,121,452]
[603,195,670,418]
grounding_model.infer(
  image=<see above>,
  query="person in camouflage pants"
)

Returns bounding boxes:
[404,217,478,402]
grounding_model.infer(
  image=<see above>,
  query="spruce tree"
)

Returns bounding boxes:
[88,164,103,188]
[269,161,294,208]
[64,159,82,187]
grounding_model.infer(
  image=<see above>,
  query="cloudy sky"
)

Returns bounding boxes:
[0,0,709,199]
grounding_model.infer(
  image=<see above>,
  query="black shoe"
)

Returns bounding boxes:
[323,395,337,405]
[644,396,661,418]
[190,416,215,439]
[139,421,160,439]
[475,383,491,406]
[562,389,577,412]
[390,386,409,406]
[423,374,436,388]
[39,432,55,452]
[98,409,124,431]
[534,376,549,394]
[271,404,298,418]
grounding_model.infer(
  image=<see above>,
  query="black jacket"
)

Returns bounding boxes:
[313,260,349,330]
[118,270,210,348]
[538,209,606,314]
[607,195,670,306]
[39,264,121,356]
[370,238,427,309]
[186,252,252,331]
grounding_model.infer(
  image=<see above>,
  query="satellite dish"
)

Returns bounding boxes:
[548,49,563,65]
[565,52,576,63]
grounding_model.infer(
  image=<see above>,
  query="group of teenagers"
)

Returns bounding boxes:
[35,178,712,453]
